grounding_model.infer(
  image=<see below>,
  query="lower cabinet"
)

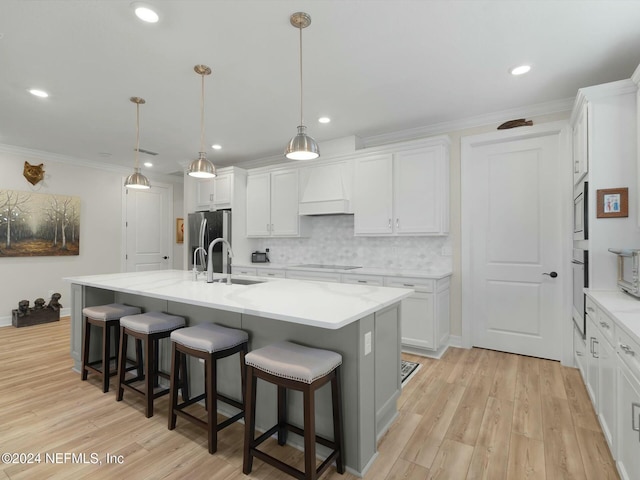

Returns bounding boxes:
[586,313,600,406]
[385,276,450,356]
[617,360,640,480]
[574,323,587,379]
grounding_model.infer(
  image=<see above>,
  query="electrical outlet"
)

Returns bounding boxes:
[364,331,372,355]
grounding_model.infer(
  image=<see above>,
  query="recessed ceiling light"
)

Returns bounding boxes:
[131,2,159,23]
[144,162,153,167]
[211,144,222,150]
[28,89,49,98]
[510,65,531,76]
[318,117,331,124]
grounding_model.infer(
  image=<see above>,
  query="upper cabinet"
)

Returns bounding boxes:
[353,139,450,236]
[246,168,309,237]
[573,102,589,185]
[633,63,640,227]
[187,167,246,213]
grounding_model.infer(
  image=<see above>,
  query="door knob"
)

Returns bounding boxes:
[163,256,169,260]
[542,271,558,278]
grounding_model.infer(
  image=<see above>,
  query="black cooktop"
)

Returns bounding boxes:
[294,264,361,270]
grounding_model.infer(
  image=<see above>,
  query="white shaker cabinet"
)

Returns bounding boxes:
[195,179,215,210]
[572,102,588,185]
[617,360,640,480]
[194,173,234,211]
[385,276,450,356]
[246,169,307,237]
[353,140,449,236]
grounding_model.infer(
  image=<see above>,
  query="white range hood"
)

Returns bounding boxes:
[298,162,353,215]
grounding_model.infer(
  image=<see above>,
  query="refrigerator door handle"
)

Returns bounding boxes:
[199,218,207,268]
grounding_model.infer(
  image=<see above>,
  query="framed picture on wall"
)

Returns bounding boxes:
[176,218,184,243]
[596,187,628,218]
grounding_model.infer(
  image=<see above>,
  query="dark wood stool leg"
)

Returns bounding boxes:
[153,338,160,388]
[239,344,247,405]
[168,342,179,430]
[207,353,217,453]
[277,385,287,445]
[116,327,128,401]
[81,317,90,381]
[135,338,143,379]
[303,384,317,480]
[243,365,257,474]
[332,367,344,474]
[180,351,189,401]
[113,322,120,375]
[101,321,110,393]
[144,334,154,418]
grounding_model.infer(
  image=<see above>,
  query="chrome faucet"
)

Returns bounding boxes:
[192,247,207,280]
[207,237,234,284]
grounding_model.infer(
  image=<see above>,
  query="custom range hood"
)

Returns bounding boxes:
[298,162,353,215]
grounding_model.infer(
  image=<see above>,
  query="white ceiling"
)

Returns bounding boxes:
[1,1,640,175]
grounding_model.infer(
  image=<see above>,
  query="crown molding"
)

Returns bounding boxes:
[570,78,637,125]
[362,97,575,148]
[0,143,182,184]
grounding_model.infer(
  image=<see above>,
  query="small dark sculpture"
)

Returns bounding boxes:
[23,161,45,185]
[497,118,533,130]
[17,300,30,317]
[34,298,46,310]
[47,293,63,312]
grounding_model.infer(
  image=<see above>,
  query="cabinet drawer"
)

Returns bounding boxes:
[617,326,640,381]
[255,268,286,279]
[285,270,341,283]
[342,274,384,286]
[233,267,257,276]
[384,276,434,293]
[597,310,616,346]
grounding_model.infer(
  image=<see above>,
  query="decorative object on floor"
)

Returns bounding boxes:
[187,65,216,178]
[23,161,45,185]
[284,12,320,161]
[0,189,80,256]
[12,293,62,327]
[597,187,628,218]
[124,96,151,190]
[497,118,533,129]
[401,360,420,385]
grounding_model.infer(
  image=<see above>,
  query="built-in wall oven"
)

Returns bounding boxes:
[572,248,589,337]
[573,181,588,240]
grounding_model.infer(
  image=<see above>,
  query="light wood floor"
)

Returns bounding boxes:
[0,318,618,479]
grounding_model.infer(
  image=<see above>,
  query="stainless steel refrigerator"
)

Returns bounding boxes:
[187,210,231,274]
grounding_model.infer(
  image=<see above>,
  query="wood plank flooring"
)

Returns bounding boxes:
[0,318,619,479]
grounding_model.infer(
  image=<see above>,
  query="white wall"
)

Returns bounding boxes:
[0,147,183,325]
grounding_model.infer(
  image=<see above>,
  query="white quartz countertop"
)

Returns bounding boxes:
[234,262,452,280]
[64,270,413,330]
[585,289,640,342]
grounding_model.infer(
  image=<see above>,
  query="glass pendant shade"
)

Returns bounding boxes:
[285,125,319,160]
[188,151,216,178]
[124,167,151,189]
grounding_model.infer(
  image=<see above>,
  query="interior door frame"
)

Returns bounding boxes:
[461,120,574,366]
[120,179,174,272]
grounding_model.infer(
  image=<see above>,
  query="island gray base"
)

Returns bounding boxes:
[69,284,401,475]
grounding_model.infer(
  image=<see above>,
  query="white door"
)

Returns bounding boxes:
[462,128,563,360]
[124,183,172,272]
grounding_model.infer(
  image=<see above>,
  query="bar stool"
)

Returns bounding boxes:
[116,311,186,418]
[243,341,344,480]
[168,323,249,454]
[81,303,141,393]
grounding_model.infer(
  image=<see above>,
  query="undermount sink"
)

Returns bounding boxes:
[228,278,265,285]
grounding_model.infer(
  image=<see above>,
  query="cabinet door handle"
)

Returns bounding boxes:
[632,403,640,442]
[396,218,399,229]
[210,194,213,202]
[388,218,392,229]
[574,159,579,174]
[599,321,610,329]
[271,223,274,233]
[587,306,595,312]
[403,283,415,287]
[576,351,584,357]
[620,344,636,356]
[357,280,367,283]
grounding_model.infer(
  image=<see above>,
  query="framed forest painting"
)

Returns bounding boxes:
[0,189,80,257]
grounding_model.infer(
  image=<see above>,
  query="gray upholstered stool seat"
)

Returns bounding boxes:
[120,311,186,334]
[243,341,344,480]
[244,341,342,384]
[81,303,141,393]
[168,323,249,454]
[116,312,186,418]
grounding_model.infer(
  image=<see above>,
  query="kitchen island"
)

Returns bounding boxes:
[64,270,413,476]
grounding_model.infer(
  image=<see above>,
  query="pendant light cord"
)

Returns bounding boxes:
[299,24,304,126]
[135,101,140,169]
[200,72,205,153]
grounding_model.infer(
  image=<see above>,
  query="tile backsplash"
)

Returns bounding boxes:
[254,215,452,271]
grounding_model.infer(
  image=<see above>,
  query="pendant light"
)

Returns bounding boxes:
[285,12,319,161]
[188,65,216,178]
[124,97,151,189]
